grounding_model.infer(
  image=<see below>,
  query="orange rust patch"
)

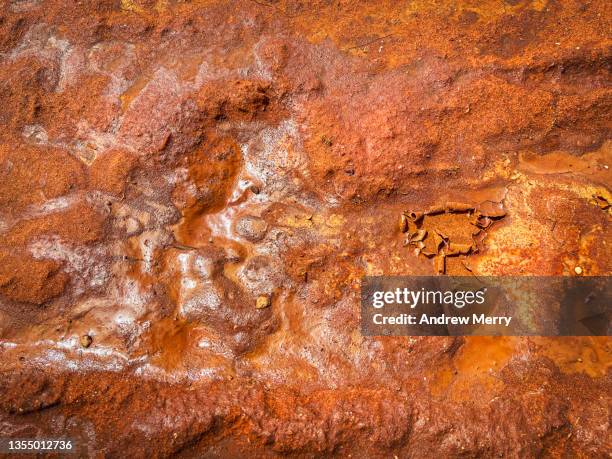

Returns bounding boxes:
[0,249,68,305]
[89,149,138,196]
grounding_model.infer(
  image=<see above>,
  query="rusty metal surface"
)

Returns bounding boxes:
[0,0,610,456]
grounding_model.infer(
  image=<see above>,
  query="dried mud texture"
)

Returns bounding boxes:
[0,0,610,457]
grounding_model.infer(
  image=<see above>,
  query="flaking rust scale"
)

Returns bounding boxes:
[445,202,474,213]
[399,214,409,233]
[592,193,611,210]
[402,200,507,274]
[425,204,446,216]
[410,229,427,243]
[406,211,424,223]
[447,243,472,256]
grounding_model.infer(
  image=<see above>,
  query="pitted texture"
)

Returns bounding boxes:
[0,0,610,457]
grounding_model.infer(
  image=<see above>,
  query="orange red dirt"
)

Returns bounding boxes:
[0,0,610,456]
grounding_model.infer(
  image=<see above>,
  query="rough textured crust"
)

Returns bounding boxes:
[0,0,610,457]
